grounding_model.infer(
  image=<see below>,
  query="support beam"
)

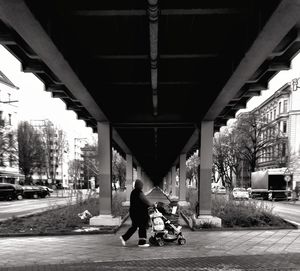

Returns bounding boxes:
[178,153,189,206]
[95,54,218,60]
[148,0,159,116]
[90,122,121,226]
[196,121,221,227]
[123,154,133,206]
[171,166,177,199]
[204,0,300,121]
[137,166,142,180]
[72,8,244,17]
[167,171,171,195]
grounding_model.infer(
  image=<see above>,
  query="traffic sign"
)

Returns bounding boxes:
[284,175,291,182]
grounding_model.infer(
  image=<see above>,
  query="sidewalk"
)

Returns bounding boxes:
[0,188,300,270]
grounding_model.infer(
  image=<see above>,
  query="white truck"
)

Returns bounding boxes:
[251,168,292,200]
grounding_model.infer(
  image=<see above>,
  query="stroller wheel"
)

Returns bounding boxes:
[178,238,186,245]
[149,236,156,245]
[157,238,165,247]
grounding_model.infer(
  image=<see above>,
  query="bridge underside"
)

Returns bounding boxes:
[1,0,300,185]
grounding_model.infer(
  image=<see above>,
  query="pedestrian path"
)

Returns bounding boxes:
[1,188,300,270]
[145,187,171,204]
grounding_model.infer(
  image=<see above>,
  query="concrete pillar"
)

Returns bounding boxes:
[178,153,189,206]
[144,174,151,193]
[196,122,221,227]
[137,166,142,180]
[171,166,177,199]
[90,122,121,226]
[122,154,133,206]
[141,170,144,182]
[163,177,167,191]
[167,171,171,194]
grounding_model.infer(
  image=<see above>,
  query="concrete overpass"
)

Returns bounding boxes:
[1,0,300,225]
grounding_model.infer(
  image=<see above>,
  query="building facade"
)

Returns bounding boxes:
[0,70,24,183]
[251,82,300,189]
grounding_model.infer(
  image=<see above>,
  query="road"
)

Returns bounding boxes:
[0,190,96,221]
[254,199,300,226]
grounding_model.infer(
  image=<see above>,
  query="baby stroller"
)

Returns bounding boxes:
[148,203,186,246]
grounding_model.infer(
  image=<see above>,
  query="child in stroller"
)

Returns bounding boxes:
[148,201,186,246]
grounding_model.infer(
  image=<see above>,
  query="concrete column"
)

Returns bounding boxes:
[163,177,167,191]
[90,122,121,226]
[171,166,177,199]
[178,153,189,206]
[141,170,144,182]
[137,166,142,180]
[122,154,133,206]
[195,121,221,227]
[167,171,171,195]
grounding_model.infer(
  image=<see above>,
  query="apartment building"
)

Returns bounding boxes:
[251,82,300,189]
[0,69,24,183]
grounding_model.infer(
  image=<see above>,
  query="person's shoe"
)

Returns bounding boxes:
[138,243,150,247]
[120,236,126,246]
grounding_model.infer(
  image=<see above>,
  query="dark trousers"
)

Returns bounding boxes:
[122,223,147,244]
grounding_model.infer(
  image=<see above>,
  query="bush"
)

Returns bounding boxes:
[182,188,289,228]
[0,190,129,234]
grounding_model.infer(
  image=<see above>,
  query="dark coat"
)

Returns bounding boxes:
[129,188,152,227]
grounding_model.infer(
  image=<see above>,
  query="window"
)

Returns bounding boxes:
[282,143,286,157]
[283,100,288,113]
[279,102,282,113]
[8,114,11,125]
[9,155,13,167]
[283,121,287,133]
[0,153,4,166]
[270,112,273,121]
[0,111,3,127]
[274,109,276,118]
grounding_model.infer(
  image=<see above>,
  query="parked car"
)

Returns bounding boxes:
[22,185,49,199]
[216,186,226,194]
[232,188,250,200]
[38,186,53,195]
[0,183,24,200]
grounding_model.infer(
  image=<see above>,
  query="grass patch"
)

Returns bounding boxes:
[0,190,129,235]
[181,188,292,229]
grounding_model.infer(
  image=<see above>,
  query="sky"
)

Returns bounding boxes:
[0,45,94,143]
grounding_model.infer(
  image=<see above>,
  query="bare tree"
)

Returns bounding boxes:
[186,153,200,187]
[213,129,241,189]
[40,121,66,185]
[17,121,44,183]
[112,149,126,190]
[235,112,286,172]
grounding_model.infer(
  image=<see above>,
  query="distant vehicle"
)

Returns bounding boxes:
[38,186,53,195]
[22,185,49,199]
[251,168,292,200]
[216,186,226,194]
[0,183,23,200]
[232,188,249,200]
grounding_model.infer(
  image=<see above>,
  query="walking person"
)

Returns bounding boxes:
[120,179,153,247]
